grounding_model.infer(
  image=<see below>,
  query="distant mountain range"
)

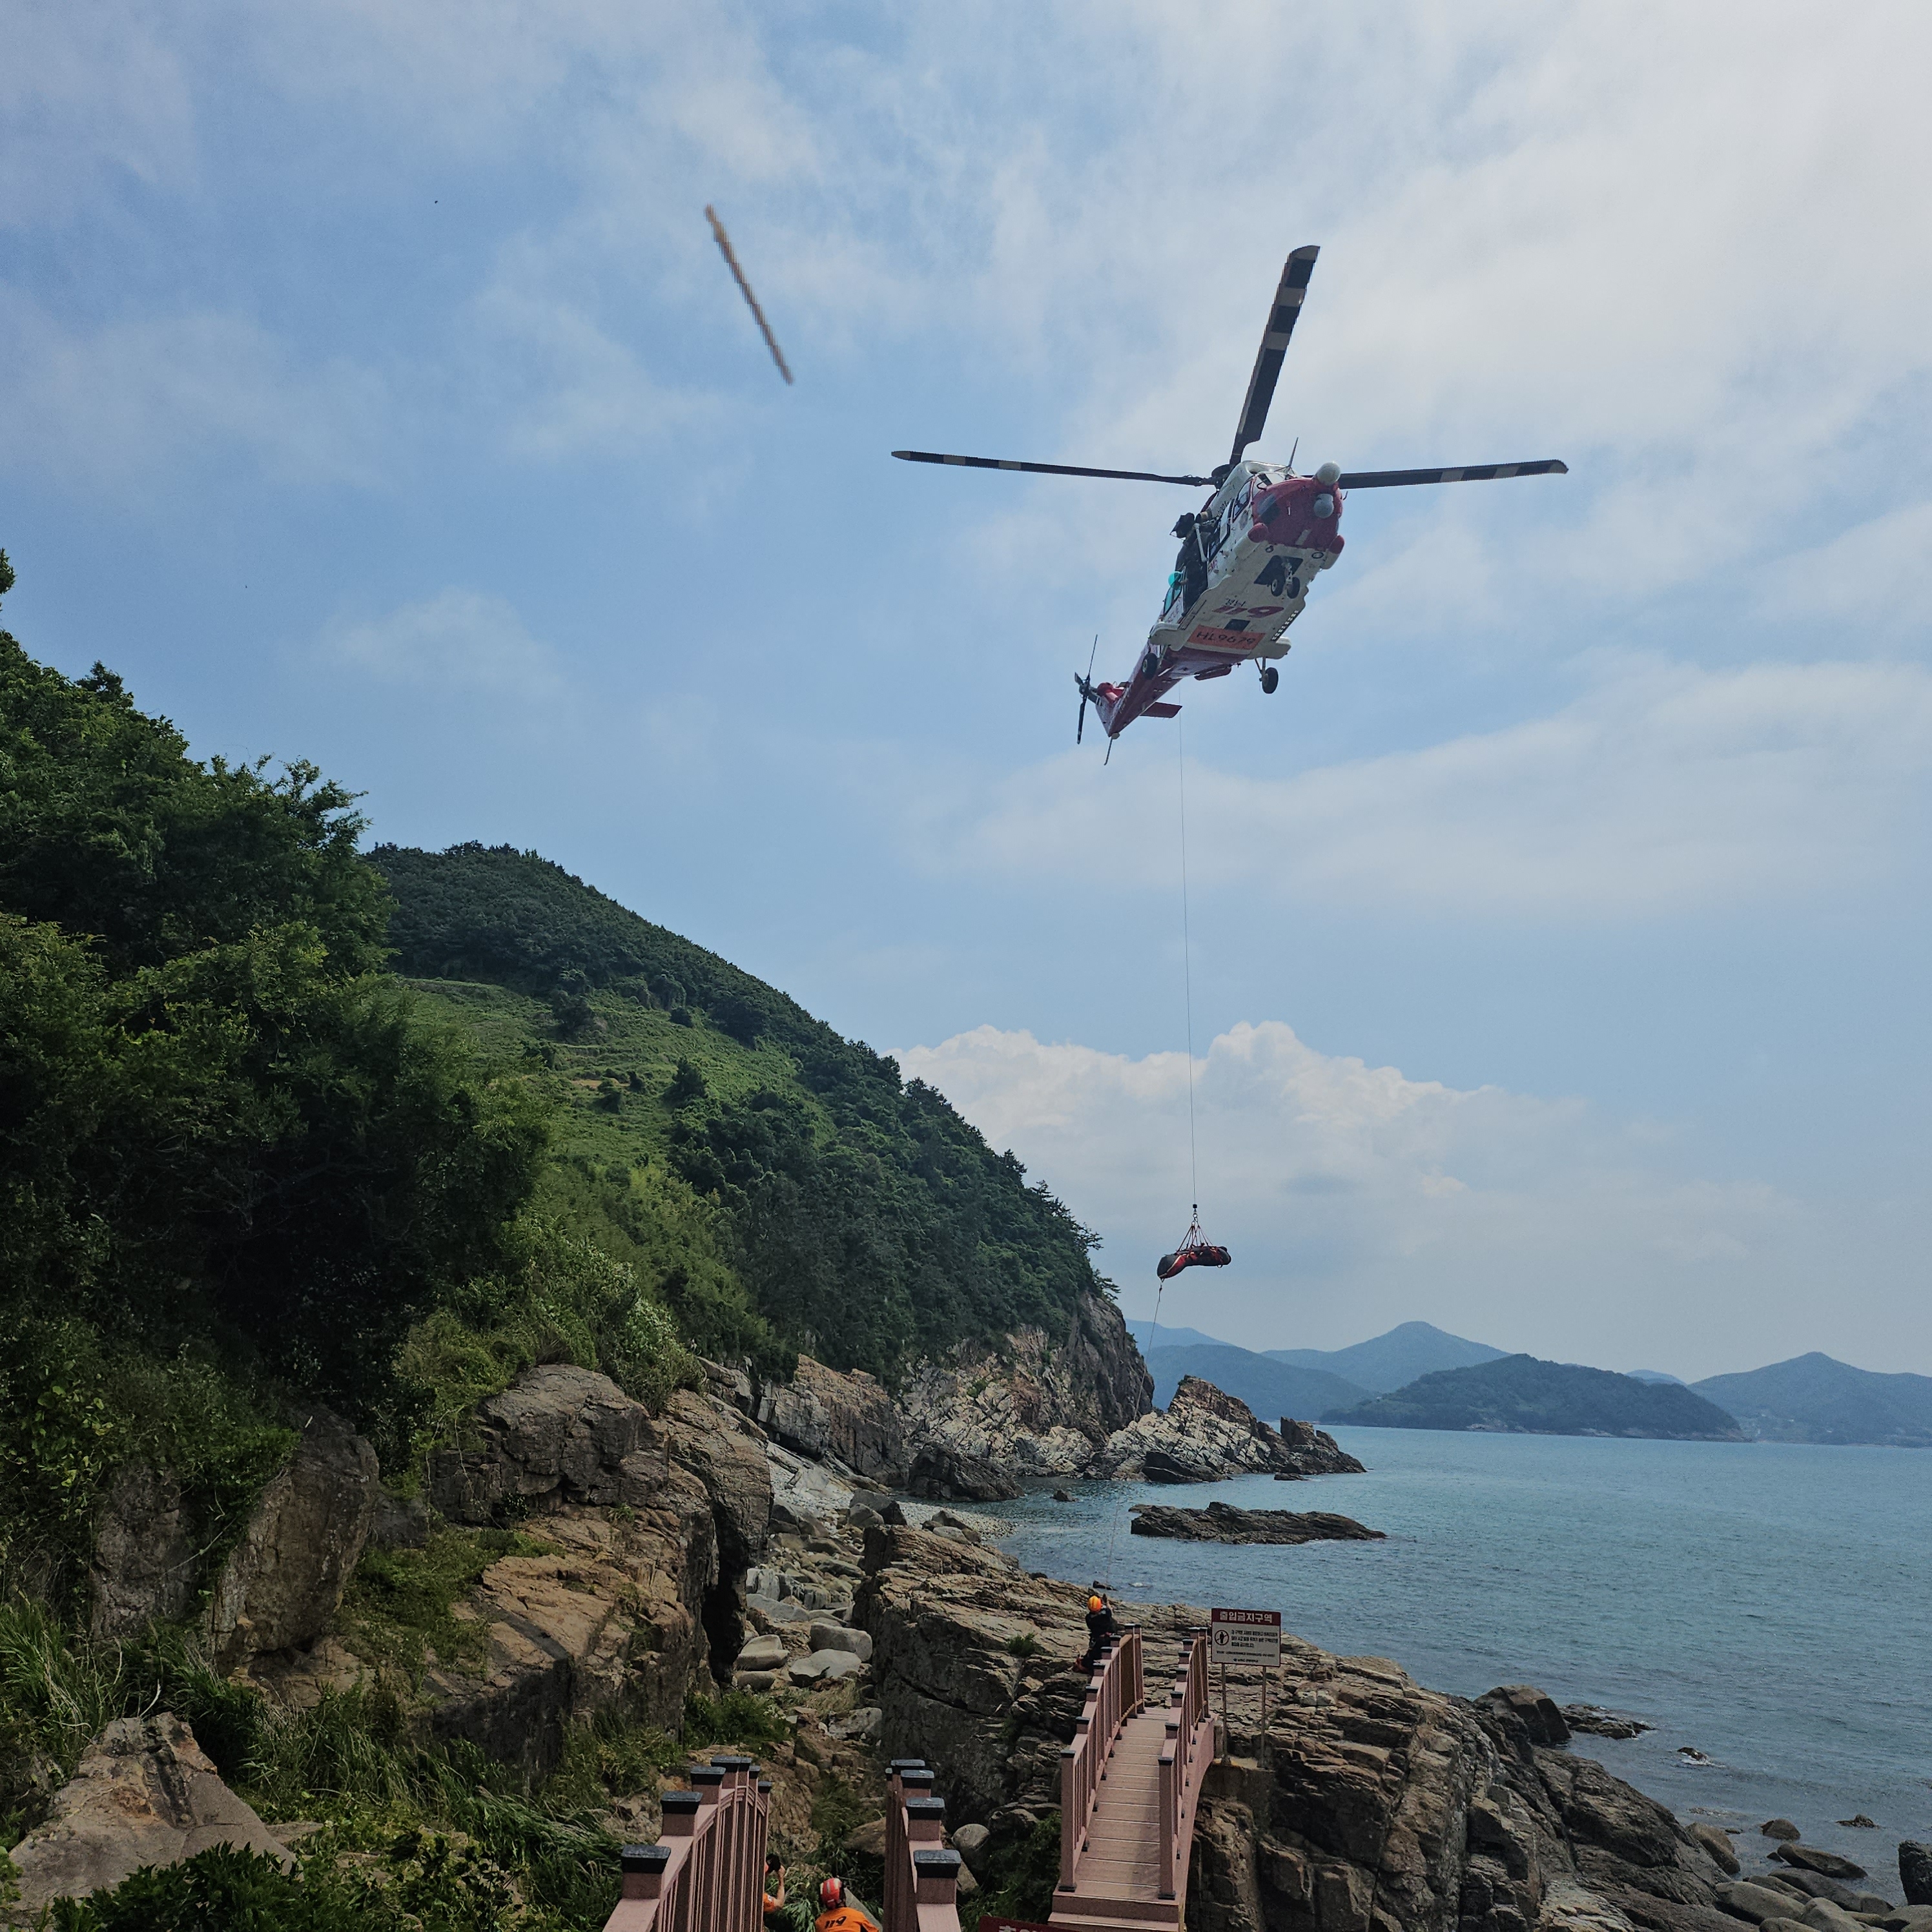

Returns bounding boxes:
[1690,1352,1932,1448]
[1145,1344,1369,1420]
[1135,1322,1930,1448]
[1324,1355,1743,1441]
[1264,1321,1508,1393]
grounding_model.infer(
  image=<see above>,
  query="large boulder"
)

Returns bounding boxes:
[421,1494,714,1776]
[429,1366,771,1568]
[5,1713,289,1917]
[1087,1377,1319,1483]
[207,1406,378,1672]
[1481,1684,1573,1747]
[428,1364,655,1523]
[247,1481,720,1781]
[759,1356,907,1481]
[1774,1846,1869,1882]
[1902,1845,1932,1908]
[655,1388,773,1565]
[905,1443,1022,1503]
[88,1463,200,1639]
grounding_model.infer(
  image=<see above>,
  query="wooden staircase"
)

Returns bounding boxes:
[1051,1627,1213,1931]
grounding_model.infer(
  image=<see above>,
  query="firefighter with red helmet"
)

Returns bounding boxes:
[815,1875,881,1932]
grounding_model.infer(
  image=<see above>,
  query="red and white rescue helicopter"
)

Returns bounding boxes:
[894,245,1568,743]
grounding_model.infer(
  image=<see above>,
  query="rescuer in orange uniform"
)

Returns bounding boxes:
[815,1875,881,1932]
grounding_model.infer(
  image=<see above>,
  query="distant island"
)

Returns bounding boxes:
[1324,1354,1743,1440]
[1690,1352,1932,1448]
[1145,1321,1929,1450]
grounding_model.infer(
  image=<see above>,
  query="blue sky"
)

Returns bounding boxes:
[5,3,1929,1378]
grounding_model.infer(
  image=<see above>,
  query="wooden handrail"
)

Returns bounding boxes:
[603,1758,772,1932]
[883,1762,961,1932]
[1154,1630,1211,1901]
[1058,1626,1145,1894]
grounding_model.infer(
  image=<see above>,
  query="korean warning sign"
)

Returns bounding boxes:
[1209,1607,1282,1667]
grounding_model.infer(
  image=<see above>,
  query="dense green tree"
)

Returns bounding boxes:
[0,595,550,1410]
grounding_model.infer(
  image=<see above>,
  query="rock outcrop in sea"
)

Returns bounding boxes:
[1129,1502,1385,1545]
[1086,1375,1366,1483]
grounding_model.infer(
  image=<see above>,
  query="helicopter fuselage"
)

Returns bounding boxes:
[1090,462,1346,738]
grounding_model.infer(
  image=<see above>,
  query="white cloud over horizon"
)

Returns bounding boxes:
[898,1020,1915,1382]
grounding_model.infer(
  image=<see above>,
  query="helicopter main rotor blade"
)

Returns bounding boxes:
[892,450,1213,487]
[1228,245,1319,468]
[1335,459,1569,488]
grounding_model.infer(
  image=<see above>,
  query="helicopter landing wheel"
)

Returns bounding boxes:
[1142,651,1162,680]
[1260,664,1280,695]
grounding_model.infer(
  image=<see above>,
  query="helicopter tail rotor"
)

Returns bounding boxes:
[1075,634,1100,745]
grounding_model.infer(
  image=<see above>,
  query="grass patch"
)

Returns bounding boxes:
[338,1528,555,1679]
[681,1685,790,1752]
[539,1709,679,1813]
[976,1811,1064,1926]
[1005,1630,1039,1657]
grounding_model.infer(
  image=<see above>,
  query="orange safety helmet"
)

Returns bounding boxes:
[1088,1596,1105,1613]
[819,1877,845,1908]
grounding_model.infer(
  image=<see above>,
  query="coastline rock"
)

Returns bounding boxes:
[1774,1847,1869,1882]
[1719,1882,1807,1922]
[1836,1816,1876,1830]
[759,1356,907,1481]
[1565,1703,1654,1740]
[1274,1418,1369,1476]
[5,1713,289,1918]
[88,1462,200,1639]
[852,1519,1731,1932]
[1690,1824,1741,1875]
[1087,1377,1330,1483]
[1763,1821,1804,1842]
[206,1406,378,1672]
[895,1296,1151,1484]
[1129,1502,1384,1545]
[420,1490,717,1775]
[1481,1685,1573,1747]
[906,1442,1022,1503]
[1759,1868,1883,1912]
[1900,1845,1932,1907]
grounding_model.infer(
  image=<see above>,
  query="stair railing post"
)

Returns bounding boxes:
[1059,1743,1078,1890]
[1159,1727,1178,1900]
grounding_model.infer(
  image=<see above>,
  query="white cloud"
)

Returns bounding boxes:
[937,653,1932,918]
[897,1020,1825,1377]
[324,588,562,697]
[0,296,389,491]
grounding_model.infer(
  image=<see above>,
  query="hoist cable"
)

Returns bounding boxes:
[1178,719,1198,1213]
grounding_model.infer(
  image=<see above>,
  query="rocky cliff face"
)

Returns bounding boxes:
[759,1355,907,1481]
[230,1364,770,1777]
[854,1521,1736,1932]
[893,1290,1153,1483]
[1087,1375,1366,1483]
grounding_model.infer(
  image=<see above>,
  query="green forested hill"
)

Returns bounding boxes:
[1326,1354,1743,1439]
[370,843,1115,1382]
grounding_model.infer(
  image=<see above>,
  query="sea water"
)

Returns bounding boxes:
[992,1429,1932,1878]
